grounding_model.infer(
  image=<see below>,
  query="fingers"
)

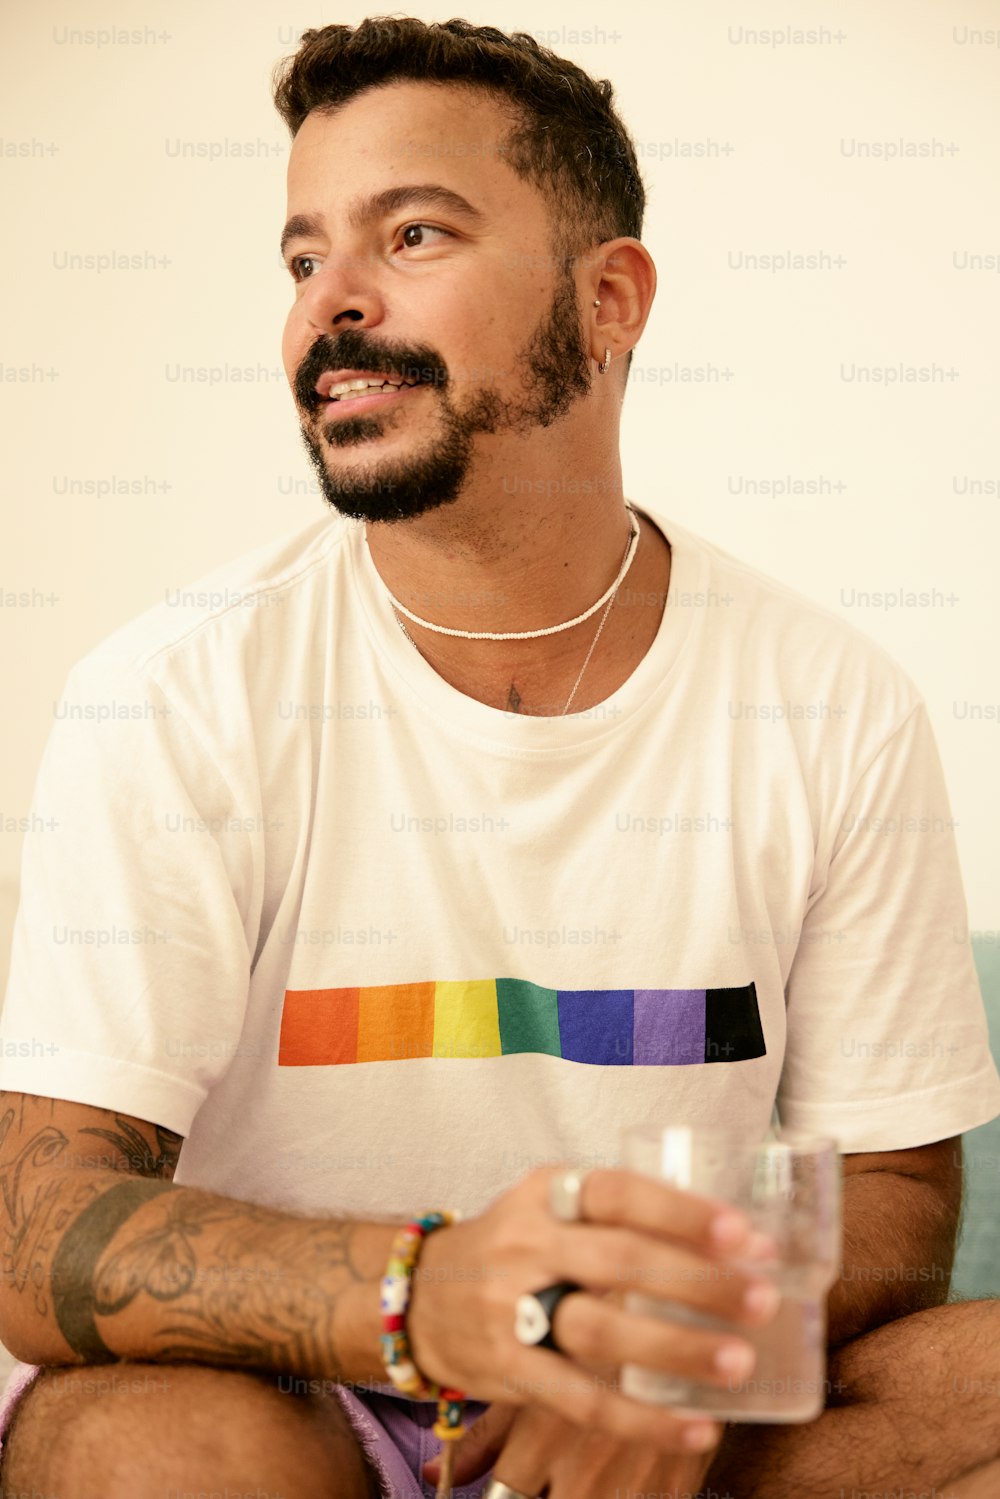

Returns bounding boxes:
[502,1345,722,1456]
[548,1290,757,1387]
[570,1166,771,1258]
[485,1404,566,1497]
[422,1402,517,1487]
[549,1220,781,1327]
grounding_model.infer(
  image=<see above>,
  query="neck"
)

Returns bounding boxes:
[388,506,639,641]
[364,488,634,635]
[363,493,672,716]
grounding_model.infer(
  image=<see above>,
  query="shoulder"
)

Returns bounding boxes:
[646,504,925,735]
[63,512,359,691]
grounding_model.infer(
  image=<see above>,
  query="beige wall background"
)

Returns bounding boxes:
[2,0,999,989]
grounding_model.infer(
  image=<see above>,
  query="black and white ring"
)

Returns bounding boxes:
[514,1280,583,1353]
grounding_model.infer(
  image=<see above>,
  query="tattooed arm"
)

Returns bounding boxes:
[0,1091,395,1382]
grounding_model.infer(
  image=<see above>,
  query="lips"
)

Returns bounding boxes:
[314,369,418,401]
[317,381,424,418]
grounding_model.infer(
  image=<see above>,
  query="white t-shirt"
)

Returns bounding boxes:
[3,500,998,1220]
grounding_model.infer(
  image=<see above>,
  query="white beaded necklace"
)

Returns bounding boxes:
[380,505,641,716]
[382,505,640,639]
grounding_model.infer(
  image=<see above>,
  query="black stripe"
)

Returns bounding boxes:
[704,982,766,1062]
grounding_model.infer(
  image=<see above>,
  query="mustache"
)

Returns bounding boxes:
[294,331,448,409]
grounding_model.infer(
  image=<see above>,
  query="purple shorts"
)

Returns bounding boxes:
[0,1359,494,1498]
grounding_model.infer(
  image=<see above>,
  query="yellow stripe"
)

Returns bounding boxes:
[433,981,501,1059]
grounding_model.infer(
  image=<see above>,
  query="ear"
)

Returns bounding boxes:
[590,237,657,378]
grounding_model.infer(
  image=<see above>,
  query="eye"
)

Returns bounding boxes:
[286,223,453,282]
[397,222,453,250]
[288,254,322,282]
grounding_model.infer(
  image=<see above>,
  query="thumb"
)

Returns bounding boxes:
[422,1402,518,1486]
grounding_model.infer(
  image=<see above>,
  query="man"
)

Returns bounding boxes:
[0,17,998,1499]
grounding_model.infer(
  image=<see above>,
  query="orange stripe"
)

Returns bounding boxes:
[278,988,359,1066]
[357,982,436,1063]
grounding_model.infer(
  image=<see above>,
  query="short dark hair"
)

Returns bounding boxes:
[272,16,646,376]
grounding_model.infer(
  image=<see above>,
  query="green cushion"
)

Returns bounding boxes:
[950,937,1000,1301]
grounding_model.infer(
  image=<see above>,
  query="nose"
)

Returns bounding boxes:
[298,250,386,335]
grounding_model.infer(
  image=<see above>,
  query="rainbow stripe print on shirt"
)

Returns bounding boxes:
[277,979,765,1067]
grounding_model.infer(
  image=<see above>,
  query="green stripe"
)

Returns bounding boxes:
[497,978,561,1057]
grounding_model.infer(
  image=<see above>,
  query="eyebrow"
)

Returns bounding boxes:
[280,183,486,261]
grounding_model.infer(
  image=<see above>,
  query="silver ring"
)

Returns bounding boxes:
[549,1167,586,1222]
[482,1482,538,1499]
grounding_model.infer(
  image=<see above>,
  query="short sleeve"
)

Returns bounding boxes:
[776,699,1000,1152]
[0,655,255,1136]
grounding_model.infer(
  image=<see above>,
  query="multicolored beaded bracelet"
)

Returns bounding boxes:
[380,1210,467,1497]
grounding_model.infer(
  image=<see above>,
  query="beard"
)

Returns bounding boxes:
[293,265,593,525]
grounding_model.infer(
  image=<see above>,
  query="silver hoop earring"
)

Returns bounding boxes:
[598,347,612,374]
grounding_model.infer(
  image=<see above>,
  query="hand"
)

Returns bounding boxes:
[406,1164,778,1456]
[422,1399,725,1497]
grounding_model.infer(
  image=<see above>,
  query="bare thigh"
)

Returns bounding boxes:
[0,1361,380,1499]
[704,1300,1000,1499]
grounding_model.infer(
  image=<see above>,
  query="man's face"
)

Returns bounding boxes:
[280,80,594,524]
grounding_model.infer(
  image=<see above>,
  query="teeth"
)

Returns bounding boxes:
[327,376,417,402]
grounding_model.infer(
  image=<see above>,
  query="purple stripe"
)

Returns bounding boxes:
[633,989,706,1065]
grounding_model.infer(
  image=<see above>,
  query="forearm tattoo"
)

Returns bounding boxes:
[0,1097,366,1376]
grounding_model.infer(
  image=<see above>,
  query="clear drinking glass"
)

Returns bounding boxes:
[620,1125,841,1422]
